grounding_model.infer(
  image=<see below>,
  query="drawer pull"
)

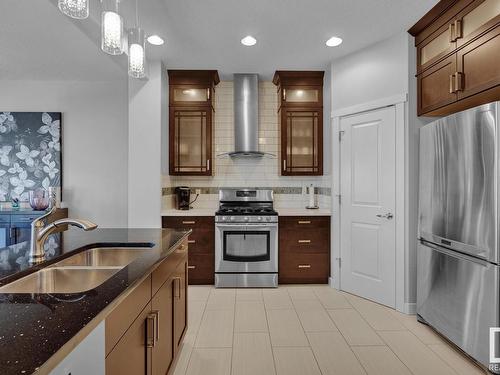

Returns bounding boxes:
[187,265,196,269]
[146,313,156,348]
[182,221,196,225]
[298,239,311,244]
[298,264,311,269]
[188,240,196,244]
[297,220,311,224]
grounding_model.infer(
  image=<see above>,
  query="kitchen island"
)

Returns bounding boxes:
[0,227,190,375]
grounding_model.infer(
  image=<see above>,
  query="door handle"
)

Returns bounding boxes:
[173,277,182,298]
[376,213,393,220]
[187,265,196,269]
[146,313,157,348]
[298,239,311,244]
[187,240,196,244]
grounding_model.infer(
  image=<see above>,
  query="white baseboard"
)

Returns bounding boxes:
[401,302,416,315]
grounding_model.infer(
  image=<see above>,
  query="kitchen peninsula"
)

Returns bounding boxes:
[0,227,190,375]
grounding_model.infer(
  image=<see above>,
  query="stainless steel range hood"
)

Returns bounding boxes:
[219,74,274,158]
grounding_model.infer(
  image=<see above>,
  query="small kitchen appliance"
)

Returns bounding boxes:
[215,189,278,287]
[175,186,191,210]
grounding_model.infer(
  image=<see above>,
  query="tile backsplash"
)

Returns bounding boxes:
[162,81,331,210]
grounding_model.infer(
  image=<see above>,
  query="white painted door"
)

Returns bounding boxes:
[340,106,396,308]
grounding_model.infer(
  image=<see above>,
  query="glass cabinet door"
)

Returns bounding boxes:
[283,110,322,175]
[171,108,211,175]
[283,88,320,103]
[457,0,500,46]
[172,88,210,103]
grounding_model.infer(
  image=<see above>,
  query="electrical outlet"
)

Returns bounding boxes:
[195,189,202,195]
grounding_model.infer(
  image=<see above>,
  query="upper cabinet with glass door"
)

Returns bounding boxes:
[410,0,500,116]
[273,71,324,176]
[168,70,219,175]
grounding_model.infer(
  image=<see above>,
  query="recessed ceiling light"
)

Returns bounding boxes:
[326,36,343,47]
[241,35,257,46]
[147,35,164,46]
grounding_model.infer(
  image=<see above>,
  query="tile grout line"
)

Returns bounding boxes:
[263,289,279,375]
[182,290,210,375]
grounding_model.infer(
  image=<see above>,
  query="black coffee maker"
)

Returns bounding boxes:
[175,186,191,210]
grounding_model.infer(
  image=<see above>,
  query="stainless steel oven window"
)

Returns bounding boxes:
[223,230,270,262]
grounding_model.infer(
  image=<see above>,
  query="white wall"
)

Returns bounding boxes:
[331,32,422,313]
[0,80,129,227]
[331,33,409,112]
[128,61,166,228]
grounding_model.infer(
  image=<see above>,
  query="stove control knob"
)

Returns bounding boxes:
[230,216,235,222]
[244,216,249,222]
[266,216,272,222]
[222,216,227,221]
[257,216,263,222]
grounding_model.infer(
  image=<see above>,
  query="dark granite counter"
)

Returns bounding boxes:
[0,227,190,375]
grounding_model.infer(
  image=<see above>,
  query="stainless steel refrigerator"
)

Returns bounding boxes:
[418,101,499,372]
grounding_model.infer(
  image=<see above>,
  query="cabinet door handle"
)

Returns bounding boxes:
[449,22,455,42]
[298,239,311,244]
[153,310,160,342]
[297,220,311,224]
[207,159,210,171]
[454,19,462,40]
[449,73,455,93]
[455,72,464,92]
[283,159,287,171]
[187,265,196,269]
[173,277,182,298]
[146,313,156,348]
[188,240,196,244]
[182,221,196,225]
[298,264,311,269]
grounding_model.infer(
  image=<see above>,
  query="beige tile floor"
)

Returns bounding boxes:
[171,285,487,375]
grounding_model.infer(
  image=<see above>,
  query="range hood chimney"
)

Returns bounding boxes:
[220,73,274,158]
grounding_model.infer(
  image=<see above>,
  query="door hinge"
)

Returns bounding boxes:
[338,130,345,141]
[336,194,341,204]
[337,258,341,268]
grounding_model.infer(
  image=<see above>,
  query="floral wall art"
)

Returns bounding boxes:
[0,112,61,202]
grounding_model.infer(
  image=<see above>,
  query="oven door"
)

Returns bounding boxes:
[215,223,278,273]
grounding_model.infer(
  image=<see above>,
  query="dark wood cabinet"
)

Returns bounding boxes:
[151,278,173,375]
[162,216,215,285]
[409,0,500,116]
[173,260,187,353]
[168,70,219,176]
[279,216,330,284]
[105,240,188,375]
[273,71,324,176]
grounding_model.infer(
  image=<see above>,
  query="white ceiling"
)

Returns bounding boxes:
[0,0,124,81]
[0,0,439,81]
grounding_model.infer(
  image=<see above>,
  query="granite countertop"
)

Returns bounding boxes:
[0,227,190,375]
[0,207,50,215]
[161,208,332,216]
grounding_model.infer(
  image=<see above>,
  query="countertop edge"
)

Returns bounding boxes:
[161,209,332,216]
[35,230,191,375]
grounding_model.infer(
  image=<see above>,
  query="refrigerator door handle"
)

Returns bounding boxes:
[421,240,489,267]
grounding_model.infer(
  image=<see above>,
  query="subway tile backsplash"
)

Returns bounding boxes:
[162,81,331,210]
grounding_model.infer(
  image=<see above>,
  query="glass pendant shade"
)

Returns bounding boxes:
[101,0,123,55]
[58,0,89,19]
[128,28,146,78]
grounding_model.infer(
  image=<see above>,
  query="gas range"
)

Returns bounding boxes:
[215,189,278,223]
[214,189,278,288]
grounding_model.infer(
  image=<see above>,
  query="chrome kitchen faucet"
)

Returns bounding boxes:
[29,206,98,264]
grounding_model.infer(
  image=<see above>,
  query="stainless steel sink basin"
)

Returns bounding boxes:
[0,267,121,294]
[53,247,152,268]
[0,247,152,294]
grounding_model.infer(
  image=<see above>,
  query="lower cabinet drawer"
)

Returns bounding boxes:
[279,253,329,284]
[279,228,330,253]
[188,253,214,285]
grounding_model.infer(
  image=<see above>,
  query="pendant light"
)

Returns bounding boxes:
[128,0,146,78]
[101,0,123,55]
[58,0,89,19]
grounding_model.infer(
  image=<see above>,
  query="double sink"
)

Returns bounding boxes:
[0,247,152,294]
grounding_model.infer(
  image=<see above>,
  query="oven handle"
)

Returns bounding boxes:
[215,223,278,228]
